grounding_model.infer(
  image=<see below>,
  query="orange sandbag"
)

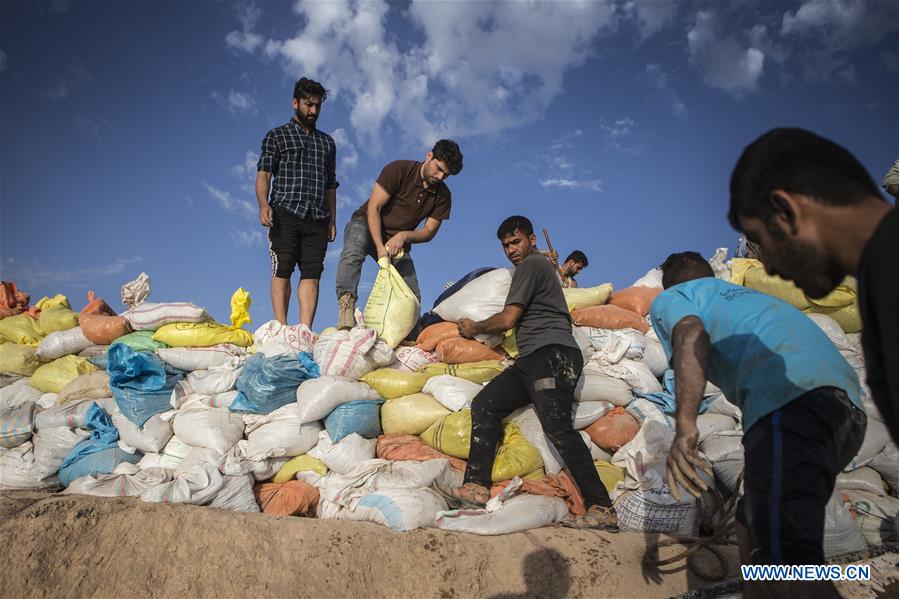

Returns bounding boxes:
[584,407,640,451]
[79,314,132,344]
[0,281,30,317]
[80,291,117,316]
[435,337,505,364]
[571,305,649,333]
[376,434,467,471]
[609,287,661,317]
[254,480,320,517]
[416,321,460,351]
[491,470,586,515]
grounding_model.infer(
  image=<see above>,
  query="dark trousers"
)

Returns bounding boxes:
[737,387,867,565]
[464,344,613,508]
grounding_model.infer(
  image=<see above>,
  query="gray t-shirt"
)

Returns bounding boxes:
[505,253,579,358]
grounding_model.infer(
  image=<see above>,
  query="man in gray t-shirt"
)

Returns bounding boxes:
[437,215,617,529]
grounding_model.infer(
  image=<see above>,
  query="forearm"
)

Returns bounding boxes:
[473,311,515,335]
[367,203,385,251]
[672,319,710,427]
[403,227,436,244]
[256,174,271,207]
[326,188,337,223]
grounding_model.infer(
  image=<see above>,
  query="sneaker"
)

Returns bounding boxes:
[337,293,356,330]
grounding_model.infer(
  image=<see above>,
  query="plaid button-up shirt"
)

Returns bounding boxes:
[257,118,339,221]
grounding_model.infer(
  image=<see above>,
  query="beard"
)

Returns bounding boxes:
[296,108,316,126]
[766,237,844,299]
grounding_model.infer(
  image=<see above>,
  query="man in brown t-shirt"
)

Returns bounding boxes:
[335,139,463,329]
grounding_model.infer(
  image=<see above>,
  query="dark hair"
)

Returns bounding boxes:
[496,215,534,240]
[728,128,880,231]
[294,77,327,102]
[432,139,463,175]
[565,250,588,267]
[660,251,714,289]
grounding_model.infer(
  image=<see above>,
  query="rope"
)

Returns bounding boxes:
[642,471,744,582]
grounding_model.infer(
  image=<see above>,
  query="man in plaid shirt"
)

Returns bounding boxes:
[256,77,338,328]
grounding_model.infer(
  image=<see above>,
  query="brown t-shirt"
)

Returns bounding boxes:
[353,160,452,244]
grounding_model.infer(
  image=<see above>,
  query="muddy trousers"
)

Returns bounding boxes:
[464,344,613,508]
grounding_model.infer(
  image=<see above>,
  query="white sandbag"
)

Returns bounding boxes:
[575,373,633,405]
[124,301,211,331]
[423,375,482,412]
[571,326,595,361]
[313,431,376,476]
[391,346,439,373]
[0,379,43,411]
[507,407,564,474]
[696,413,738,443]
[433,268,513,323]
[253,319,317,358]
[837,467,885,496]
[157,344,244,371]
[173,446,224,477]
[329,487,448,532]
[0,373,24,389]
[641,337,669,378]
[156,436,192,471]
[208,473,260,513]
[172,408,245,454]
[868,442,899,496]
[33,425,90,478]
[573,401,614,429]
[823,492,867,557]
[846,419,890,471]
[36,327,92,360]
[0,441,60,490]
[110,408,173,454]
[577,327,645,363]
[64,463,171,497]
[221,440,289,482]
[703,394,743,422]
[34,399,95,431]
[244,403,323,459]
[37,393,58,409]
[175,390,238,411]
[614,488,698,537]
[632,267,663,289]
[295,376,381,424]
[0,400,36,448]
[842,490,899,546]
[437,493,569,535]
[321,459,459,499]
[140,463,224,505]
[699,430,744,462]
[186,360,244,395]
[625,397,676,431]
[807,313,855,353]
[583,357,662,394]
[313,327,394,379]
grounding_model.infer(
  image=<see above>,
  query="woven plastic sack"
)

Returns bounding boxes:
[0,400,36,448]
[107,344,183,427]
[563,283,614,312]
[37,308,79,337]
[571,305,649,333]
[0,343,43,375]
[173,409,245,454]
[324,400,384,442]
[111,330,168,352]
[58,371,111,404]
[416,321,461,351]
[124,301,210,331]
[272,455,328,484]
[331,487,446,531]
[31,355,98,393]
[229,352,319,414]
[419,361,505,384]
[422,375,482,411]
[360,368,430,400]
[435,337,505,364]
[574,372,633,405]
[157,344,244,371]
[437,491,568,535]
[253,319,317,358]
[391,346,439,372]
[79,314,132,345]
[36,327,92,361]
[0,313,42,345]
[380,393,451,435]
[313,326,394,379]
[255,480,320,516]
[295,376,381,424]
[584,407,640,451]
[59,445,142,487]
[364,255,420,348]
[433,268,512,323]
[609,287,661,316]
[614,488,698,537]
[80,291,116,317]
[313,432,377,476]
[244,404,323,459]
[153,321,253,348]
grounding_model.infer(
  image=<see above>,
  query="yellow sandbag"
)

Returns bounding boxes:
[152,322,252,347]
[419,360,505,384]
[230,287,252,330]
[360,369,430,400]
[34,294,70,311]
[31,355,98,393]
[523,468,547,481]
[0,314,42,345]
[728,258,756,286]
[501,330,519,360]
[0,343,44,375]
[272,455,328,484]
[563,283,613,312]
[595,460,625,494]
[364,254,420,348]
[37,308,79,336]
[809,303,862,334]
[381,393,451,435]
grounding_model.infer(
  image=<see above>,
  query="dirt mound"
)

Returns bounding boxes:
[0,491,739,598]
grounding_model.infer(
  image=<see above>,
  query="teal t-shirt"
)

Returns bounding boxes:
[650,277,862,432]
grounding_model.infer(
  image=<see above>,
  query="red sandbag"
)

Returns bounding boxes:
[609,287,661,317]
[80,290,117,316]
[436,337,505,364]
[0,281,30,318]
[416,321,460,351]
[584,407,640,451]
[254,480,320,517]
[571,305,649,333]
[376,434,467,471]
[79,314,132,344]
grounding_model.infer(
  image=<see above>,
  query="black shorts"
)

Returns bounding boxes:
[736,387,866,565]
[268,206,328,280]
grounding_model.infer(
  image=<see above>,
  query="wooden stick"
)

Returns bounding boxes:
[542,228,564,277]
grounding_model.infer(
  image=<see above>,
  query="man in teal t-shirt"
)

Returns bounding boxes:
[651,252,866,595]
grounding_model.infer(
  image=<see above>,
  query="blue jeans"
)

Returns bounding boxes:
[335,217,421,301]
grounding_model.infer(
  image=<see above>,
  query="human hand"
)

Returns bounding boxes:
[458,318,477,339]
[666,422,712,501]
[328,221,337,242]
[384,232,406,257]
[259,204,273,227]
[376,244,389,260]
[550,250,558,263]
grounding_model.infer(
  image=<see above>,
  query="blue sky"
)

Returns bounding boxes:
[2,0,897,329]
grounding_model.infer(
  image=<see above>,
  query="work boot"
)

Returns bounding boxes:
[337,293,356,330]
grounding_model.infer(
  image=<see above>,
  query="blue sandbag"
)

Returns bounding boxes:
[324,399,384,443]
[88,354,108,370]
[59,445,142,487]
[107,344,184,427]
[60,403,119,469]
[229,352,320,414]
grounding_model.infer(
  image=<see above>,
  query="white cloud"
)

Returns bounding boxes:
[34,79,69,100]
[232,229,265,248]
[226,1,264,52]
[550,129,584,151]
[687,11,765,96]
[599,117,648,155]
[540,178,603,192]
[227,0,618,148]
[625,0,678,42]
[211,89,257,116]
[231,150,259,194]
[203,183,256,221]
[331,127,359,170]
[642,63,687,117]
[186,194,195,207]
[2,256,142,288]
